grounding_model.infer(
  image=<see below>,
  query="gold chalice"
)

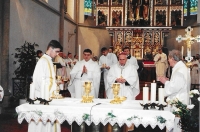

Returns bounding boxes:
[110,83,127,104]
[81,81,94,103]
[110,83,121,104]
[51,76,64,99]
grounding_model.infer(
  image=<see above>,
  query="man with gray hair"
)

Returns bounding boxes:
[159,49,191,105]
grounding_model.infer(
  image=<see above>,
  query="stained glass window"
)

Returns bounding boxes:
[184,0,198,16]
[84,0,92,16]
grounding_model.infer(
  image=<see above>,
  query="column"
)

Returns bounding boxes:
[198,0,200,24]
[59,0,64,46]
[67,0,74,19]
[79,0,84,23]
[1,0,11,108]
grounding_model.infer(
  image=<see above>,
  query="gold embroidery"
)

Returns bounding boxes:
[41,57,53,92]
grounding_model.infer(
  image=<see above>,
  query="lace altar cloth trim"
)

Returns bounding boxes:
[16,99,175,131]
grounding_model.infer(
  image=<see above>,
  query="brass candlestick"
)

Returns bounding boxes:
[81,81,94,103]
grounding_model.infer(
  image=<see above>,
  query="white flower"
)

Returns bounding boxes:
[166,97,171,103]
[198,97,200,101]
[187,104,195,109]
[175,108,181,112]
[190,90,200,95]
[171,97,179,103]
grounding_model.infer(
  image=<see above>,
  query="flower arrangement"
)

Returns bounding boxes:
[167,90,199,132]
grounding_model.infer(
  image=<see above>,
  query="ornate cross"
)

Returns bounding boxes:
[176,26,200,63]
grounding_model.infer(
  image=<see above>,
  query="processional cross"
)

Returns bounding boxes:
[176,26,200,66]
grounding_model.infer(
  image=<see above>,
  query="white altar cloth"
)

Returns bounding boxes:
[16,98,175,131]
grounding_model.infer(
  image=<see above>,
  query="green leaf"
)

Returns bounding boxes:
[156,116,166,124]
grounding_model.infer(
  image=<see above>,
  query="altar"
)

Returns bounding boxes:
[16,98,175,132]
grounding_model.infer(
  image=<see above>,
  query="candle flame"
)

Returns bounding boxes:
[145,84,147,87]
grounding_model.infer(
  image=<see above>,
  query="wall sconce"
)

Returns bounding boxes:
[68,32,75,42]
[68,29,76,42]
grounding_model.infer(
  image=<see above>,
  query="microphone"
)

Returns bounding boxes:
[90,103,101,124]
[81,73,83,77]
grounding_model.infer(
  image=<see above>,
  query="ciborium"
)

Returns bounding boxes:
[110,83,126,104]
[81,81,94,103]
[51,76,63,99]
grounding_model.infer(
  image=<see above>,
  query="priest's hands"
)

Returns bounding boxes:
[105,66,110,70]
[158,76,169,84]
[82,65,87,74]
[115,78,126,83]
[158,56,161,61]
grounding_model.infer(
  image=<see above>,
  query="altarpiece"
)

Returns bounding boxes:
[95,0,184,59]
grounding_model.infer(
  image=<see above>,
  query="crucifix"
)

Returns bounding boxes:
[176,26,200,66]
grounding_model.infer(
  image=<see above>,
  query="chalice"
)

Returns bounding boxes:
[81,81,94,103]
[51,76,63,99]
[110,83,121,104]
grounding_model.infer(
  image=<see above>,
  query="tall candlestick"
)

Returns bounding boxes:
[54,65,57,76]
[150,80,156,103]
[181,46,184,59]
[143,84,149,104]
[41,80,45,99]
[142,46,143,59]
[29,83,35,99]
[79,44,81,61]
[158,86,164,104]
[44,82,49,101]
[130,47,133,56]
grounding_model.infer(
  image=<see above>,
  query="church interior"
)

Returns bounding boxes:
[0,0,200,131]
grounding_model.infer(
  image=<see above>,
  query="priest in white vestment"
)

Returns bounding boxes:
[154,48,168,81]
[0,85,4,101]
[31,40,63,132]
[99,47,118,92]
[107,52,140,99]
[68,49,101,98]
[123,47,139,69]
[73,54,79,65]
[191,58,199,84]
[64,52,74,79]
[159,49,191,105]
[54,52,66,90]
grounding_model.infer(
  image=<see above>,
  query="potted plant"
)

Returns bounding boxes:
[12,41,39,104]
[168,90,199,132]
